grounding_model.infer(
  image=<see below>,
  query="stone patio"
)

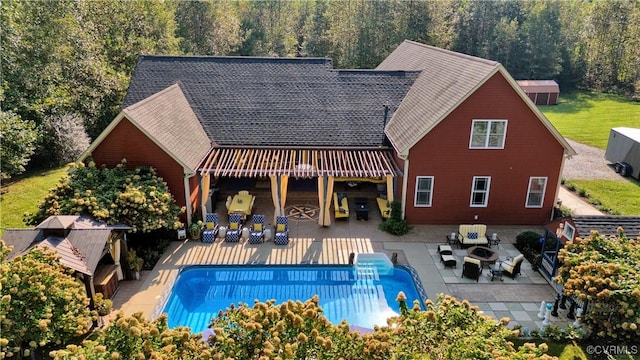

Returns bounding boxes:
[110,194,576,332]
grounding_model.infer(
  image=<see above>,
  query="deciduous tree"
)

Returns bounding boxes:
[0,241,93,358]
[0,110,38,179]
[25,160,184,233]
[555,229,640,340]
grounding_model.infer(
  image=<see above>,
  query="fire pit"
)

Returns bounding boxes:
[466,246,499,266]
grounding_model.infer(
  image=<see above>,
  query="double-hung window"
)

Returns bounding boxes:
[470,176,490,207]
[470,120,507,148]
[414,176,434,207]
[526,177,547,208]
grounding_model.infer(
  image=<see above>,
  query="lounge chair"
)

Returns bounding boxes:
[461,256,481,282]
[333,192,349,219]
[501,254,524,279]
[274,216,289,245]
[248,215,265,244]
[202,213,219,243]
[225,214,242,242]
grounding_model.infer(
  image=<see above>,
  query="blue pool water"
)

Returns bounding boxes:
[163,265,425,333]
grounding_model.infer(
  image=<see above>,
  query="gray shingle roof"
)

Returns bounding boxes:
[123,56,420,147]
[572,215,640,238]
[377,40,500,155]
[123,84,210,172]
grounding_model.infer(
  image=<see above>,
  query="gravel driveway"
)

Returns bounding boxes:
[562,139,623,181]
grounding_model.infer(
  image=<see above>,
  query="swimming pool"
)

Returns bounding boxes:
[163,264,426,333]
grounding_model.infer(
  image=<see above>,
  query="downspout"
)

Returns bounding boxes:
[553,152,569,221]
[184,172,193,226]
[401,155,409,219]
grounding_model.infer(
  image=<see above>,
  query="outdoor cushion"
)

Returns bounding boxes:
[230,222,239,230]
[467,232,478,239]
[206,222,216,230]
[277,223,286,232]
[254,223,262,231]
[464,256,481,267]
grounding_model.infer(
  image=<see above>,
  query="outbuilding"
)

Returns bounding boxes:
[517,80,559,105]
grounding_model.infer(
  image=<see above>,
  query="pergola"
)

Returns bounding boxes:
[199,147,398,226]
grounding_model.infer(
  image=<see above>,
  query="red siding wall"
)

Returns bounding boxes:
[90,118,190,220]
[404,72,565,225]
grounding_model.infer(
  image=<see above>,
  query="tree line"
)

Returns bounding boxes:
[1,0,639,179]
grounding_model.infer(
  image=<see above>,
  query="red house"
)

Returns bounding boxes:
[81,40,574,226]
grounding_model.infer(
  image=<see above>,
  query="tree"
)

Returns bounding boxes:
[0,241,93,358]
[176,0,243,56]
[385,294,555,359]
[37,113,91,167]
[49,295,555,359]
[25,160,184,233]
[555,229,640,340]
[49,312,209,360]
[0,110,38,179]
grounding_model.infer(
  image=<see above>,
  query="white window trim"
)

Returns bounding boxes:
[469,119,508,149]
[470,176,491,207]
[525,176,548,208]
[414,176,434,207]
[563,222,575,241]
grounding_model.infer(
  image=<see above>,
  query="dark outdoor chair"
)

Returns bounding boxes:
[225,214,242,242]
[462,256,481,282]
[274,216,289,245]
[248,215,265,244]
[202,213,219,243]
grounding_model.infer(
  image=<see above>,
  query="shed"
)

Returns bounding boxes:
[517,80,559,105]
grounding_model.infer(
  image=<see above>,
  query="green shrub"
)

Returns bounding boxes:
[577,188,588,198]
[25,159,184,232]
[565,182,577,191]
[378,200,411,236]
[558,344,587,360]
[516,231,543,251]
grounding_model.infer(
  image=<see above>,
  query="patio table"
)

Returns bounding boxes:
[227,193,255,220]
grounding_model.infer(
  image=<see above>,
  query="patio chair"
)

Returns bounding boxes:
[248,215,265,244]
[225,214,242,242]
[202,213,219,243]
[274,216,289,245]
[501,254,524,279]
[461,256,481,282]
[239,190,249,196]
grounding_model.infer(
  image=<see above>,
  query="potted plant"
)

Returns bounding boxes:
[189,220,203,240]
[94,293,113,327]
[127,249,144,280]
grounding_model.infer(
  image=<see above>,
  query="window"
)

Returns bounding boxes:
[470,120,507,148]
[563,222,575,241]
[470,176,490,207]
[526,177,547,208]
[414,176,434,207]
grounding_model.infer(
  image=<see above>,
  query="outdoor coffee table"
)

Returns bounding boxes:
[489,262,504,281]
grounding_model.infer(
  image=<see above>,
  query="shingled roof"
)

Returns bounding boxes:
[2,216,130,275]
[571,215,640,238]
[377,40,575,157]
[123,56,420,147]
[83,84,210,173]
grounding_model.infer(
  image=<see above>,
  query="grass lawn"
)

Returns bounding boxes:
[0,166,69,236]
[542,91,640,149]
[565,179,640,216]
